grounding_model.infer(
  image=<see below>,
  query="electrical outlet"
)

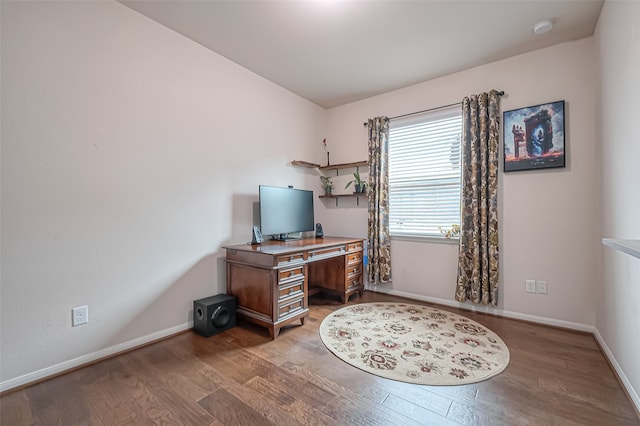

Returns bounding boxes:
[536,281,548,295]
[72,305,88,327]
[525,279,536,293]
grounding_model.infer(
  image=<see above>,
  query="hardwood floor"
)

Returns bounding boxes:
[2,291,638,425]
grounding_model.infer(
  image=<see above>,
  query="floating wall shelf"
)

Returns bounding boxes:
[319,193,368,207]
[291,160,368,175]
[320,161,368,172]
[291,160,369,206]
[290,160,321,168]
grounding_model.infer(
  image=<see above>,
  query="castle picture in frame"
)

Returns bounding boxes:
[503,100,565,172]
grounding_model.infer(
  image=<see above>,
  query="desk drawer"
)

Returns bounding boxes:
[278,280,304,301]
[277,252,304,266]
[278,265,304,284]
[278,296,304,320]
[347,251,362,265]
[309,245,345,259]
[347,274,362,292]
[347,241,363,252]
[347,264,362,278]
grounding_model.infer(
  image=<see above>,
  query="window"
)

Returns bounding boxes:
[388,105,462,238]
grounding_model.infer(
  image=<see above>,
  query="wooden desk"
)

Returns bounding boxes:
[224,236,365,338]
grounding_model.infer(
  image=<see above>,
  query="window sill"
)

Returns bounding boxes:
[391,235,459,244]
[602,238,640,260]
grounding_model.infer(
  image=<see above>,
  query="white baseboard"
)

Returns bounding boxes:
[366,286,639,414]
[367,286,595,332]
[0,322,192,393]
[593,328,640,414]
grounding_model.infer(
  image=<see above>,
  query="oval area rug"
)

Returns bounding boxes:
[319,302,510,385]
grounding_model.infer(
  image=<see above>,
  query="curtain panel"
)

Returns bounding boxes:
[367,117,392,284]
[455,91,501,306]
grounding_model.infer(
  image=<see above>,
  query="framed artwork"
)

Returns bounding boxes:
[503,100,565,172]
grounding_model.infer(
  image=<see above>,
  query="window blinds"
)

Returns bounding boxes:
[388,106,462,238]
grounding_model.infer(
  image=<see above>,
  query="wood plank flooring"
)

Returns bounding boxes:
[2,291,638,425]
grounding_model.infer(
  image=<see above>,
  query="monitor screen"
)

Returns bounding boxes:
[259,185,314,240]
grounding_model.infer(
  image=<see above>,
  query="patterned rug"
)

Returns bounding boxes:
[319,302,510,385]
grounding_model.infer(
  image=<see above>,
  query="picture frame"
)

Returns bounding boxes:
[503,100,565,172]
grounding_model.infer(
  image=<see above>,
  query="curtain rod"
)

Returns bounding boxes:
[362,90,504,127]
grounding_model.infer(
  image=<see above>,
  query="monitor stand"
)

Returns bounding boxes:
[271,233,301,241]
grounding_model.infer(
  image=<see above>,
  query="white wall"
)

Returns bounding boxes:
[595,0,640,408]
[321,38,600,329]
[0,1,326,389]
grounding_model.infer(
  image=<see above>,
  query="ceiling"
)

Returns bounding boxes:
[120,0,604,109]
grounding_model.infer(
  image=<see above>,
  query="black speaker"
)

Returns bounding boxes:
[315,223,324,238]
[193,294,236,337]
[252,225,263,244]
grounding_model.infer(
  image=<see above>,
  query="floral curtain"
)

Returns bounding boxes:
[455,91,501,306]
[367,117,392,284]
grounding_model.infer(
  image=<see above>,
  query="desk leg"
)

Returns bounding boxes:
[269,327,280,339]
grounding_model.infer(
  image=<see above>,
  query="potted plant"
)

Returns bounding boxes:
[320,175,334,195]
[438,224,460,238]
[344,167,368,193]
